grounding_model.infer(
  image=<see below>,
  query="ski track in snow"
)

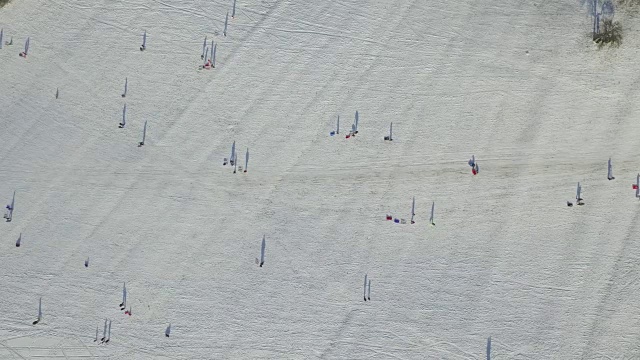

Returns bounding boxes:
[2,0,640,358]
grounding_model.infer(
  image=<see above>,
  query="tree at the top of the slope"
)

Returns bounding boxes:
[590,0,622,48]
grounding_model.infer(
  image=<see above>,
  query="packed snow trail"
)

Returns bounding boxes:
[2,0,640,358]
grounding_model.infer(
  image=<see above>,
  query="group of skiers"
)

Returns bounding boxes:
[468,155,479,175]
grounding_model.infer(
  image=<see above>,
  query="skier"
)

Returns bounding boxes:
[4,204,12,221]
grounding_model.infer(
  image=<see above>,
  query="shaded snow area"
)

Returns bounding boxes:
[2,0,640,358]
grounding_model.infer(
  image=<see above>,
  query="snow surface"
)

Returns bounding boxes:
[2,0,640,358]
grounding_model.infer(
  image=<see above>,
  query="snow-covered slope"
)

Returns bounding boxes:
[2,0,640,358]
